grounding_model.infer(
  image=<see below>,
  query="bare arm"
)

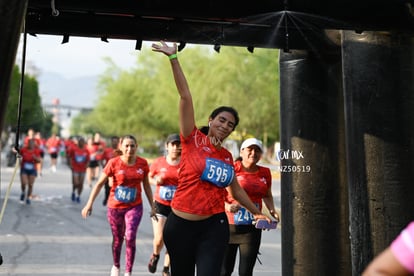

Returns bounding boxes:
[149,168,165,186]
[262,187,280,221]
[362,247,410,276]
[226,178,271,222]
[148,176,158,186]
[151,41,195,137]
[148,171,159,186]
[142,175,156,218]
[81,172,108,218]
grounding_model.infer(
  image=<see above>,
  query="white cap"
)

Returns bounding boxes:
[240,138,263,152]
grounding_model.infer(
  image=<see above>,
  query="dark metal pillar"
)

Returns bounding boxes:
[342,31,414,275]
[279,48,350,275]
[0,0,28,134]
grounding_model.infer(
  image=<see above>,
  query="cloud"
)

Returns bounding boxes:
[17,34,139,78]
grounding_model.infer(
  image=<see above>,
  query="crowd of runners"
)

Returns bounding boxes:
[13,41,281,276]
[16,126,280,276]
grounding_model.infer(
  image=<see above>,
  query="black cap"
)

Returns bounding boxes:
[166,133,180,144]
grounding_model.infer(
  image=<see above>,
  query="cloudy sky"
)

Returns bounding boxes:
[16,34,141,78]
[13,34,148,136]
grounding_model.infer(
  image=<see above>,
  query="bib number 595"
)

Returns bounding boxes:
[201,158,234,188]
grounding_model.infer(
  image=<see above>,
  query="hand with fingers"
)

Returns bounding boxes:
[81,205,92,218]
[151,41,177,56]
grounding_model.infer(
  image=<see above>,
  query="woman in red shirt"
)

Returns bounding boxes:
[81,135,156,276]
[102,136,121,206]
[86,136,104,187]
[19,138,41,204]
[68,137,90,203]
[152,41,272,276]
[221,138,280,276]
[46,133,61,172]
[148,133,181,276]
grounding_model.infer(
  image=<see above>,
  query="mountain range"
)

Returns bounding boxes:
[38,71,98,109]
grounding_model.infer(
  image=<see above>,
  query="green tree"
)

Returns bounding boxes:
[70,111,95,136]
[3,65,53,141]
[190,46,280,145]
[71,45,280,151]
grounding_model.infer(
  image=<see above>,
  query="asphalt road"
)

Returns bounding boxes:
[0,153,281,276]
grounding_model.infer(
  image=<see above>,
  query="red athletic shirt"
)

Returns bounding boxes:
[171,127,234,216]
[105,156,149,209]
[87,143,102,161]
[24,137,41,148]
[19,147,41,169]
[149,156,180,206]
[69,146,90,173]
[103,147,119,164]
[46,137,61,154]
[225,160,272,224]
[64,139,76,155]
[93,141,105,161]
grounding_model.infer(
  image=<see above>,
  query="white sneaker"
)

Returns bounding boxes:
[124,273,131,276]
[110,265,120,276]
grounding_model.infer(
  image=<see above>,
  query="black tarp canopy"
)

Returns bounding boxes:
[26,0,414,50]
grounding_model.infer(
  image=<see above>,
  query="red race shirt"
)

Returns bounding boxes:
[150,156,180,206]
[103,147,119,164]
[225,160,272,224]
[24,136,41,148]
[93,141,105,161]
[20,147,41,169]
[69,146,90,173]
[105,156,149,209]
[64,139,76,154]
[46,137,61,154]
[171,127,234,216]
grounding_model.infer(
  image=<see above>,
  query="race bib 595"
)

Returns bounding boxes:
[200,157,234,188]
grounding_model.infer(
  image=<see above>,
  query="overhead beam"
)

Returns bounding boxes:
[26,11,332,49]
[25,0,414,50]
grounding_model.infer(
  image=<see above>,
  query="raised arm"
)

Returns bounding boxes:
[151,41,195,137]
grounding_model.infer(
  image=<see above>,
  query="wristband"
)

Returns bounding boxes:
[168,53,177,60]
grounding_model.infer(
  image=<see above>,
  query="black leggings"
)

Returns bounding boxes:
[220,225,262,276]
[163,212,229,276]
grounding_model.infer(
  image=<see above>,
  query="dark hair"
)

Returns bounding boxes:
[120,134,137,144]
[27,138,36,147]
[210,106,239,129]
[199,106,239,135]
[199,126,209,135]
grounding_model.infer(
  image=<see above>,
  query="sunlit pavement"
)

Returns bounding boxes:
[0,153,281,276]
